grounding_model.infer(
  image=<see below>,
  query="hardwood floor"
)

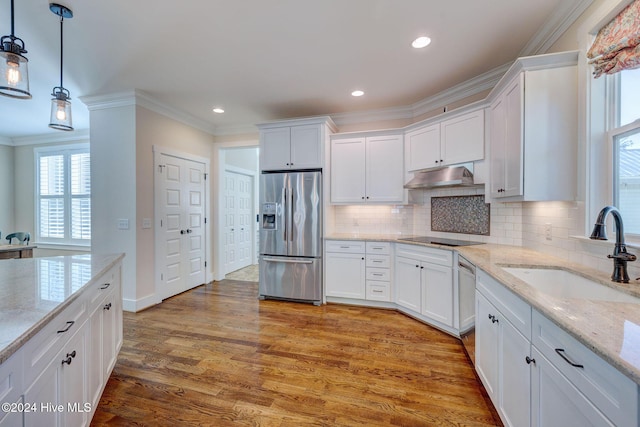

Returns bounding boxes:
[91,279,500,426]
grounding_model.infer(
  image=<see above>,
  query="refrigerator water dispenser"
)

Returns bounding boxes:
[262,202,277,230]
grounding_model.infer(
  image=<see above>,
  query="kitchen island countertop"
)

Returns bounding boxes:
[0,253,124,365]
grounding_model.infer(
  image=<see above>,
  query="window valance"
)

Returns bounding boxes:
[587,0,640,78]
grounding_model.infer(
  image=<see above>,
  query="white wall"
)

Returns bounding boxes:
[89,104,138,309]
[0,145,14,236]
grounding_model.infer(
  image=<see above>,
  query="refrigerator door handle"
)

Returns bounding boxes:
[281,187,287,242]
[262,257,314,264]
[289,185,294,243]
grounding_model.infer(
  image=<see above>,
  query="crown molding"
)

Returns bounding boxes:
[519,0,596,56]
[9,129,90,147]
[80,90,218,136]
[79,91,137,111]
[133,90,217,135]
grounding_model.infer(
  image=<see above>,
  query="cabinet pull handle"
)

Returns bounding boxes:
[57,320,75,334]
[373,260,382,263]
[372,247,383,250]
[372,273,384,276]
[555,348,584,368]
[488,314,499,324]
[340,246,350,249]
[104,302,112,310]
[100,283,111,290]
[61,351,75,365]
[525,356,536,365]
[372,290,383,293]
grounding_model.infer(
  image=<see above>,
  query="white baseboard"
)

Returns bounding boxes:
[123,293,161,312]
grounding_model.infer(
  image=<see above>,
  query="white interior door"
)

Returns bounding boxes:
[158,153,206,300]
[223,170,253,274]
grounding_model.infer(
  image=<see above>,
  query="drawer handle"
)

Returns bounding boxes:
[372,247,384,250]
[372,260,383,263]
[488,314,499,324]
[372,290,383,293]
[555,348,584,368]
[57,320,75,334]
[525,356,536,365]
[372,273,384,276]
[100,283,111,290]
[340,246,351,249]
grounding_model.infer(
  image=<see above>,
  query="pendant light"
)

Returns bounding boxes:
[49,3,73,131]
[0,0,31,98]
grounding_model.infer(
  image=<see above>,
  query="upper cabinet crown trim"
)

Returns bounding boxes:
[488,51,579,101]
[256,116,337,133]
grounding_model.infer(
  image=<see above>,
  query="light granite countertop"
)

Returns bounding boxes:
[0,253,124,365]
[327,234,640,385]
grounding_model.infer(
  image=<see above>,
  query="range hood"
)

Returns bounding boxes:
[404,166,475,189]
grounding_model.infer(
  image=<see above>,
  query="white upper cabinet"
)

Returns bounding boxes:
[331,133,404,204]
[405,108,485,172]
[489,51,578,201]
[405,123,440,171]
[258,117,336,171]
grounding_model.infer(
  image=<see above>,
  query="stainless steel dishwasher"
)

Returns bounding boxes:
[458,255,476,365]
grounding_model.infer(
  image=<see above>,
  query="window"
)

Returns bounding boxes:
[612,68,640,235]
[36,144,91,246]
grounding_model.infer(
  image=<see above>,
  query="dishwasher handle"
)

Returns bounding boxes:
[458,260,475,275]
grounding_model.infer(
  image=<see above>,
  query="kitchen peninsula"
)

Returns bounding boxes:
[0,253,124,427]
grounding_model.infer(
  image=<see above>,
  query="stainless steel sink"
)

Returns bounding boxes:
[502,267,640,303]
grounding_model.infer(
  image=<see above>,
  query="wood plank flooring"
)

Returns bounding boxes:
[91,279,501,426]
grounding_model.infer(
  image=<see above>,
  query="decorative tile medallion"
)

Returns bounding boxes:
[431,195,490,235]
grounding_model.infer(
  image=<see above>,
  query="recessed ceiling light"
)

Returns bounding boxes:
[351,90,364,97]
[212,107,224,113]
[412,36,431,49]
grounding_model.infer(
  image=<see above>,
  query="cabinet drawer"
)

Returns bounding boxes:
[366,242,391,254]
[366,268,390,282]
[396,244,453,267]
[326,240,365,254]
[86,268,117,306]
[366,255,390,268]
[532,310,638,427]
[22,297,88,385]
[477,270,531,339]
[366,281,391,301]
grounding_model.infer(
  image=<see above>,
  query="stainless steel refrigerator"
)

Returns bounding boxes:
[259,170,322,305]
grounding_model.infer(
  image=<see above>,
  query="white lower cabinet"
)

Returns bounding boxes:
[476,291,530,427]
[325,241,392,302]
[394,244,454,329]
[325,241,366,299]
[24,322,88,427]
[476,269,639,427]
[395,256,422,312]
[531,348,614,427]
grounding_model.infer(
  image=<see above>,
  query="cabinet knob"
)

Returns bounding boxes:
[362,257,365,260]
[104,302,112,311]
[420,266,424,269]
[488,314,499,324]
[366,196,369,199]
[525,356,536,365]
[415,265,419,268]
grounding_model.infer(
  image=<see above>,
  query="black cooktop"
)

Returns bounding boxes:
[397,236,485,247]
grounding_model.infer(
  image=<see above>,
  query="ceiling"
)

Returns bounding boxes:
[0,0,592,139]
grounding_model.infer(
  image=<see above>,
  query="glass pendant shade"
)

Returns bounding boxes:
[49,90,73,131]
[0,38,31,99]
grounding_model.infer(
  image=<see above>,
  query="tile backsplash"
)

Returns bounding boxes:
[431,195,490,235]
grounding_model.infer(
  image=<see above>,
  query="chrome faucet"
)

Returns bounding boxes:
[589,206,636,283]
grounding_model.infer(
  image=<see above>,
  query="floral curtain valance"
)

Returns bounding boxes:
[587,0,640,78]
